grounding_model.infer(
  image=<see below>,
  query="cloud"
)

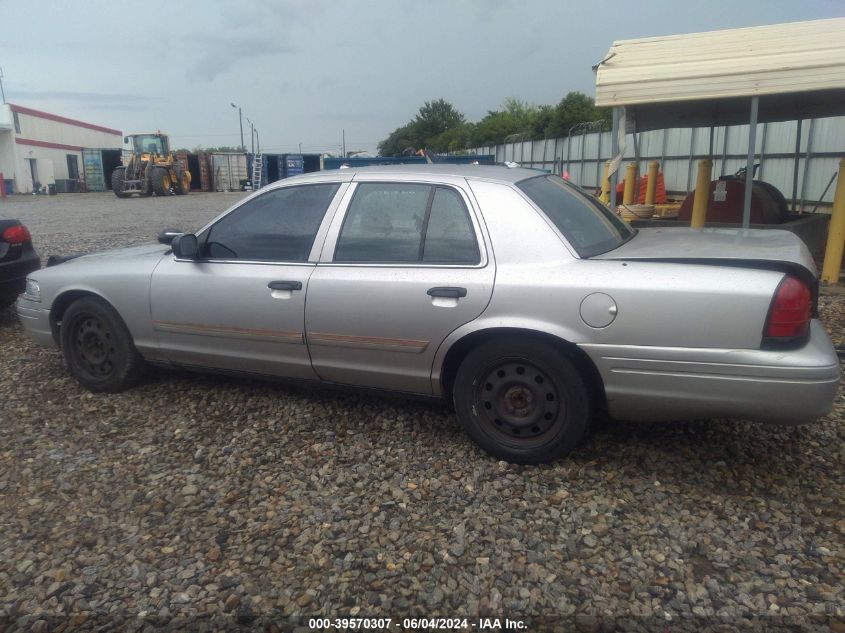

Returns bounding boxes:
[9,89,158,110]
[14,89,156,105]
[185,35,298,82]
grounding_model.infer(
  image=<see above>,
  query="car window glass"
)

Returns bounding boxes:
[422,187,479,263]
[335,183,430,262]
[205,183,339,261]
[517,175,633,257]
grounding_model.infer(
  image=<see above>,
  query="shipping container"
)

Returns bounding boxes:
[175,152,212,191]
[81,148,122,192]
[211,152,248,192]
[248,153,321,187]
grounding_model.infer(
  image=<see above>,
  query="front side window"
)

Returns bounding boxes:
[204,183,339,262]
[335,183,480,264]
[517,175,634,257]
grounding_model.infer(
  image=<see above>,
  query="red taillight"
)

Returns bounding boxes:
[764,276,812,341]
[2,224,31,244]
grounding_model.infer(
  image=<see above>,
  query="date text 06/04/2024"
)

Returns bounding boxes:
[308,618,527,630]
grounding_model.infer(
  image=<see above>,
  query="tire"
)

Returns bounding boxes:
[453,338,590,464]
[151,168,171,196]
[111,168,129,198]
[60,296,145,392]
[176,171,191,195]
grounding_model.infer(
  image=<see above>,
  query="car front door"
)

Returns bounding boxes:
[150,181,347,378]
[305,179,495,393]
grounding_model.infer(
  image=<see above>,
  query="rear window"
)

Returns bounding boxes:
[517,175,634,257]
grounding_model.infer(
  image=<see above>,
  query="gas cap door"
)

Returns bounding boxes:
[580,292,618,328]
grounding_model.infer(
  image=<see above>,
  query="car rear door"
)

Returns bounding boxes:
[304,177,495,394]
[150,181,348,378]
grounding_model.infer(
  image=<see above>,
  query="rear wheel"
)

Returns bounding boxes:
[60,297,145,392]
[111,168,128,198]
[453,338,590,464]
[151,168,171,196]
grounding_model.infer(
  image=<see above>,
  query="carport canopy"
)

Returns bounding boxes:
[594,17,845,225]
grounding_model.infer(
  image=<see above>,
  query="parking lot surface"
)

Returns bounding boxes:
[1,192,843,631]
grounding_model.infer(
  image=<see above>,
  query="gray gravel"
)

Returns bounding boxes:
[1,192,843,631]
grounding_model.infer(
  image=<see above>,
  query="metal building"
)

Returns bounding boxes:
[0,103,122,193]
[593,17,845,222]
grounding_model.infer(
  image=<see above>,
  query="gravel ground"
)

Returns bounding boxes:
[0,192,843,632]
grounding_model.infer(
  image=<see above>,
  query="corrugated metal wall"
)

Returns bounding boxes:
[211,153,248,192]
[465,116,845,209]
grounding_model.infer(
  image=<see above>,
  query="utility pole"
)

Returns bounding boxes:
[0,67,6,104]
[246,117,255,154]
[231,103,244,151]
[342,129,346,158]
[299,142,302,154]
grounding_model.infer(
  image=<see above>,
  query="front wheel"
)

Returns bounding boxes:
[151,168,171,196]
[60,297,145,392]
[176,171,191,195]
[111,168,128,198]
[453,338,590,464]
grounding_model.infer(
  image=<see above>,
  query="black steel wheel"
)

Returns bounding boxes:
[60,297,145,392]
[453,338,590,464]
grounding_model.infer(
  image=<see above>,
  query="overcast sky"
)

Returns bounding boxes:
[1,0,841,154]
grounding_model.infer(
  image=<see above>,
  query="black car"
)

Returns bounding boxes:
[0,217,40,308]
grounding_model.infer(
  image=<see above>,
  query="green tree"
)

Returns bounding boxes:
[378,92,613,155]
[378,99,465,156]
[544,92,611,138]
[413,99,465,141]
[469,98,542,146]
[377,123,422,157]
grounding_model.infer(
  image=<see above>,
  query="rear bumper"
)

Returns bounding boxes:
[580,320,841,424]
[16,297,56,348]
[0,251,41,300]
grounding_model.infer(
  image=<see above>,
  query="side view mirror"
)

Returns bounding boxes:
[158,228,184,244]
[171,233,199,260]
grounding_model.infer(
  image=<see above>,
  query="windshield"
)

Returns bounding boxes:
[517,175,634,257]
[132,135,167,154]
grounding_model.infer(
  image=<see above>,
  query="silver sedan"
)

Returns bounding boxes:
[17,165,841,463]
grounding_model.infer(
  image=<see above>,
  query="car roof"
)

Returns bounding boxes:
[298,164,547,185]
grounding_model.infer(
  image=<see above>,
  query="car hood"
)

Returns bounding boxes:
[55,242,170,265]
[595,228,817,279]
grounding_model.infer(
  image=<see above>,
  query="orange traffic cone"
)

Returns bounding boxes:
[637,172,667,204]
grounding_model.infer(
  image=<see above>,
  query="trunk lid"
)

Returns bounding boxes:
[595,227,817,280]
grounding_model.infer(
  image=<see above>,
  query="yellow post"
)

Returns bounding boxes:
[622,162,637,205]
[645,161,659,205]
[599,161,610,205]
[690,158,712,229]
[821,158,845,284]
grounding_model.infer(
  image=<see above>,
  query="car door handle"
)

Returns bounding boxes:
[427,286,467,298]
[268,281,303,291]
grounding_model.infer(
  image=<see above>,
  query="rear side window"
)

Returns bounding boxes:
[205,183,339,262]
[517,175,633,257]
[335,183,480,264]
[423,187,479,263]
[335,183,429,262]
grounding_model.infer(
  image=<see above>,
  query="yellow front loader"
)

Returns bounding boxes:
[112,132,190,198]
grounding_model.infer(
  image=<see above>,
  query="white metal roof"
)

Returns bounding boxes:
[595,18,845,130]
